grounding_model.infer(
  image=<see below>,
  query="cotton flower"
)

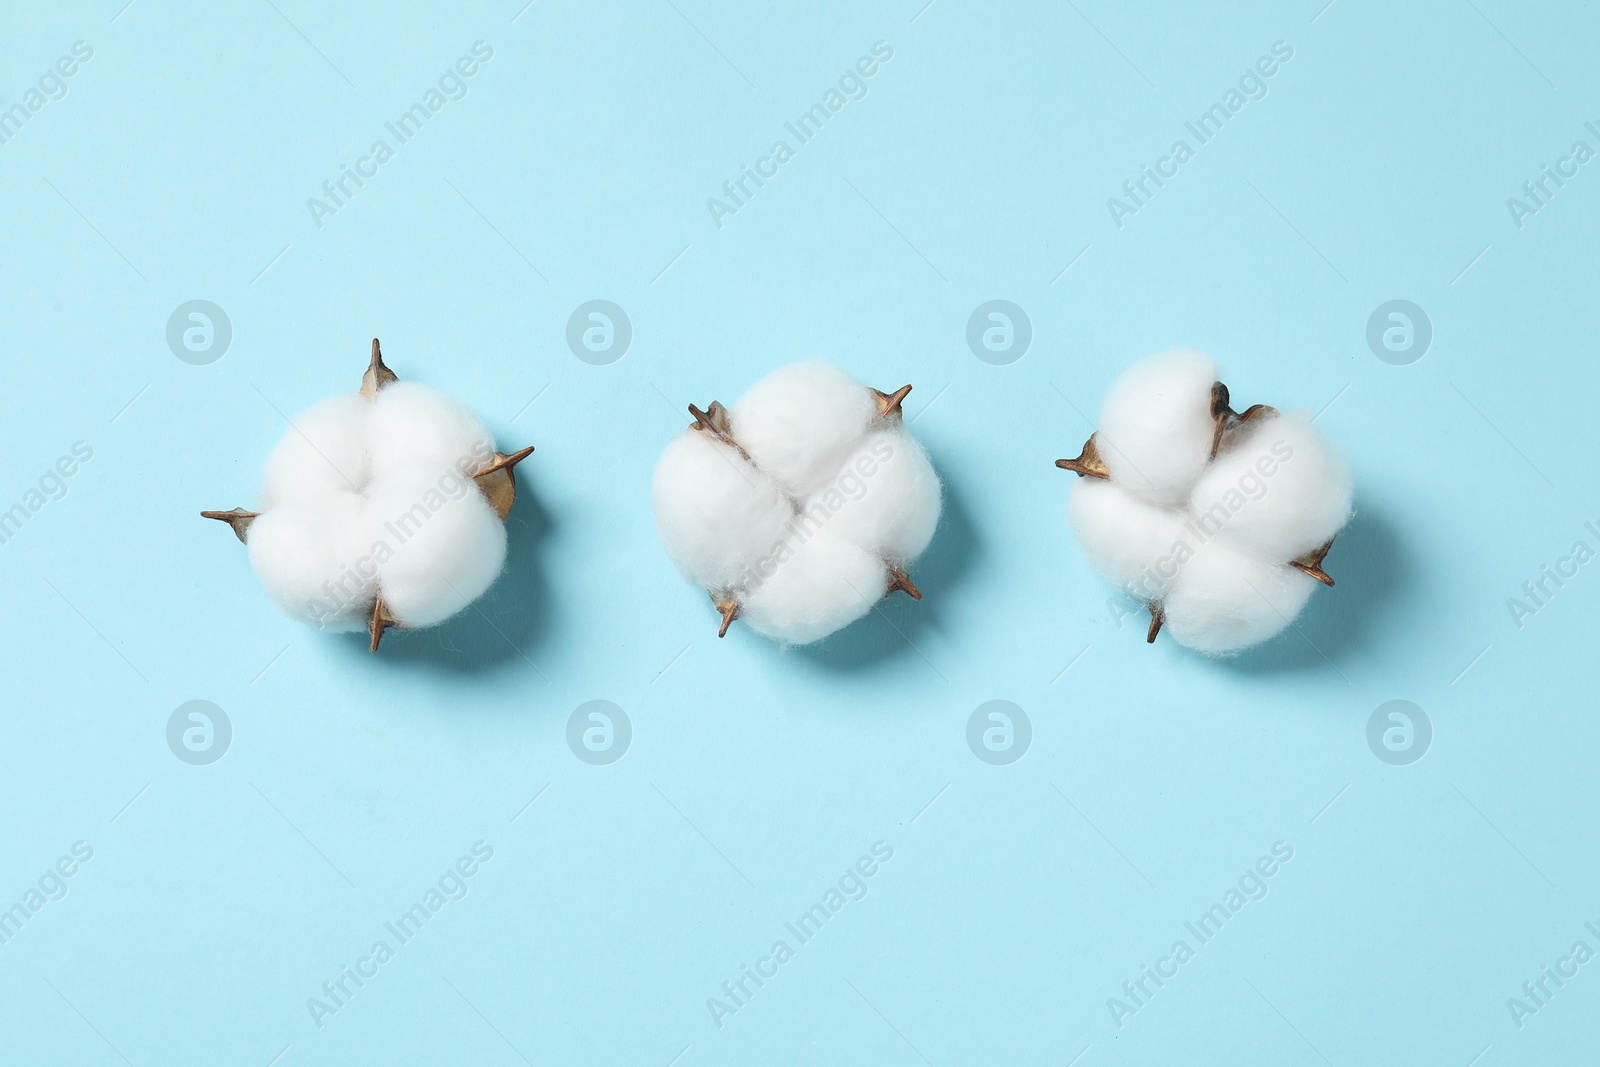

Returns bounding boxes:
[203,341,532,650]
[652,361,942,645]
[1059,349,1352,655]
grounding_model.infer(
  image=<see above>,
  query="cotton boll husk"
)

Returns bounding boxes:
[740,528,887,645]
[652,432,793,593]
[368,467,507,627]
[1189,412,1353,562]
[729,362,877,498]
[1068,478,1194,602]
[822,427,941,564]
[1095,348,1219,506]
[1162,537,1316,654]
[246,495,375,632]
[367,382,495,480]
[259,393,372,507]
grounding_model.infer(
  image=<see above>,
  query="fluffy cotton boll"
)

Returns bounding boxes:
[367,382,495,479]
[1067,478,1193,602]
[1095,348,1219,506]
[259,393,372,507]
[652,432,794,593]
[729,362,878,498]
[1189,413,1353,562]
[740,529,887,645]
[823,428,941,564]
[368,467,508,627]
[246,495,375,632]
[1161,538,1317,654]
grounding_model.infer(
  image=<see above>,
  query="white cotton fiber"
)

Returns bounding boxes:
[651,432,792,593]
[653,361,943,645]
[1161,538,1316,655]
[825,428,941,564]
[246,495,374,632]
[729,361,878,499]
[259,393,372,507]
[367,382,495,478]
[1068,478,1190,602]
[1095,348,1219,507]
[368,466,507,627]
[236,370,518,642]
[1064,351,1352,654]
[1188,412,1352,562]
[740,528,886,645]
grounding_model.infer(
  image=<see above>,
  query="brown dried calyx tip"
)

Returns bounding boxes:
[204,338,535,651]
[712,594,740,638]
[887,567,922,600]
[1055,432,1110,479]
[1208,381,1276,459]
[688,400,750,461]
[1146,601,1163,644]
[1290,538,1337,587]
[200,507,259,543]
[872,384,913,419]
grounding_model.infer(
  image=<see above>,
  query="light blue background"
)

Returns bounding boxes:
[2,0,1597,1063]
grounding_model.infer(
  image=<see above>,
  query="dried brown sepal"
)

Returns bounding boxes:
[1209,381,1277,458]
[712,594,740,638]
[200,508,259,543]
[886,567,922,600]
[369,597,398,651]
[1055,432,1110,479]
[361,338,399,398]
[688,401,751,461]
[1290,537,1337,586]
[1146,601,1164,644]
[872,384,913,419]
[472,446,536,521]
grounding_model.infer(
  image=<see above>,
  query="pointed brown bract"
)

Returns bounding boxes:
[1055,432,1110,479]
[688,400,751,460]
[1290,538,1337,586]
[369,597,397,651]
[472,445,536,520]
[361,338,399,398]
[872,384,913,419]
[1209,381,1277,458]
[886,567,922,600]
[1146,601,1164,644]
[200,507,259,543]
[712,594,740,638]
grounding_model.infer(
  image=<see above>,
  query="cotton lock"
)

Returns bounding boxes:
[652,361,942,645]
[203,340,533,650]
[1058,349,1352,654]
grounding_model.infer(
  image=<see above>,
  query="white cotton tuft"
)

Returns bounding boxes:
[1067,478,1191,602]
[1161,538,1317,655]
[651,432,792,593]
[1188,412,1353,562]
[652,361,943,645]
[740,529,886,645]
[1095,348,1219,507]
[729,361,878,499]
[259,393,372,507]
[236,370,518,640]
[246,495,374,632]
[824,428,941,564]
[1063,350,1352,654]
[368,467,508,628]
[367,382,495,479]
